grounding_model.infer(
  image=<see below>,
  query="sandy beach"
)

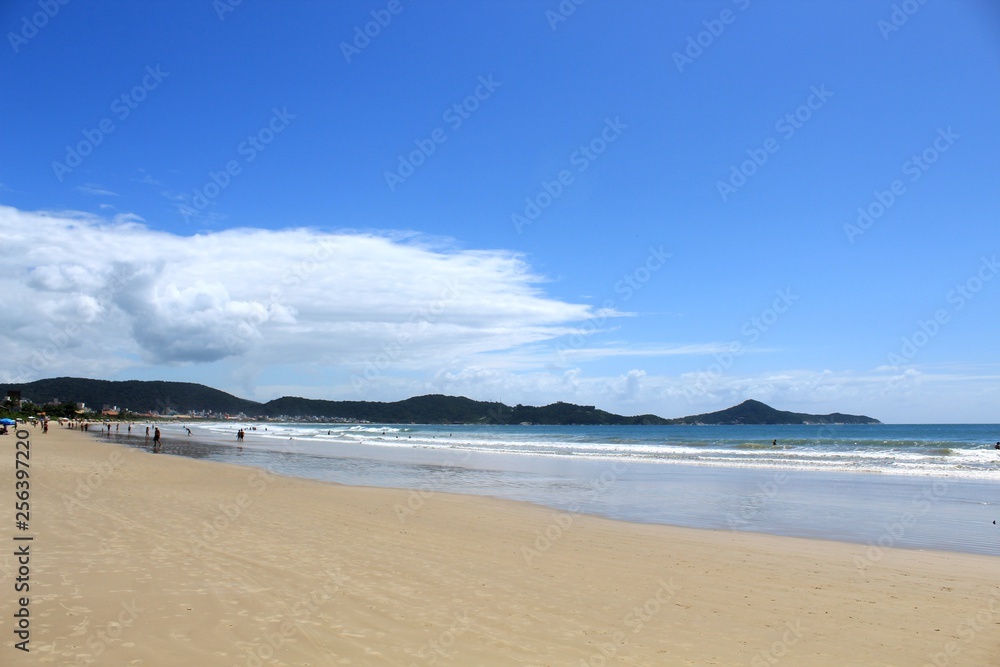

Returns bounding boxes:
[2,425,998,666]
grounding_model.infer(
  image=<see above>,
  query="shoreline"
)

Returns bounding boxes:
[4,425,999,664]
[97,424,1000,558]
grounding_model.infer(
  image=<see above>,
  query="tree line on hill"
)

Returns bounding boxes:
[0,378,880,425]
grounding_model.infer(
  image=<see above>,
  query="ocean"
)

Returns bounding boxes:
[112,421,1000,557]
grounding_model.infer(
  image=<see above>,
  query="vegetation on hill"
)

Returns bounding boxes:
[0,378,880,425]
[0,377,257,416]
[664,399,880,425]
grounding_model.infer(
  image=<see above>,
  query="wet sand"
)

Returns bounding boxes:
[2,425,998,665]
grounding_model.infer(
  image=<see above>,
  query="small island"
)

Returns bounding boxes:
[663,399,879,425]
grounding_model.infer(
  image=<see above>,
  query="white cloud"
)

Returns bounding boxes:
[394,363,999,423]
[555,342,753,363]
[74,183,119,197]
[0,205,608,380]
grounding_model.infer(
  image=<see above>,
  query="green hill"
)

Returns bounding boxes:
[0,378,880,425]
[262,394,510,423]
[664,399,879,425]
[0,377,257,415]
[249,396,671,424]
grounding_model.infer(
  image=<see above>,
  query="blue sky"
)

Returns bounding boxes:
[1,0,998,422]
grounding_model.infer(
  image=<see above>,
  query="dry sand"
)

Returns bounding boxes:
[1,425,997,666]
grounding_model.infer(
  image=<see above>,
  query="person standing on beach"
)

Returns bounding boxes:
[153,427,161,452]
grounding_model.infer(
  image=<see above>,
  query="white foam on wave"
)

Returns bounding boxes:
[186,422,1000,480]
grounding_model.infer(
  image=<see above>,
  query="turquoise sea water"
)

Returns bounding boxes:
[113,422,1000,557]
[200,422,1000,477]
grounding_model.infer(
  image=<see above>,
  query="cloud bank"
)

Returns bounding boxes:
[0,206,599,381]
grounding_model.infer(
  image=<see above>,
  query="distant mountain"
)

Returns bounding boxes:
[253,395,672,425]
[0,378,879,425]
[0,377,258,415]
[264,394,511,424]
[0,378,669,424]
[664,399,880,425]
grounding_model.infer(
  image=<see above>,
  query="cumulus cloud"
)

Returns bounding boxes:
[0,205,607,380]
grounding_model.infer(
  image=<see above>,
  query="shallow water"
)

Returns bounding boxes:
[103,421,1000,557]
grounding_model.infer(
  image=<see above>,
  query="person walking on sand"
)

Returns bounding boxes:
[153,427,161,453]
